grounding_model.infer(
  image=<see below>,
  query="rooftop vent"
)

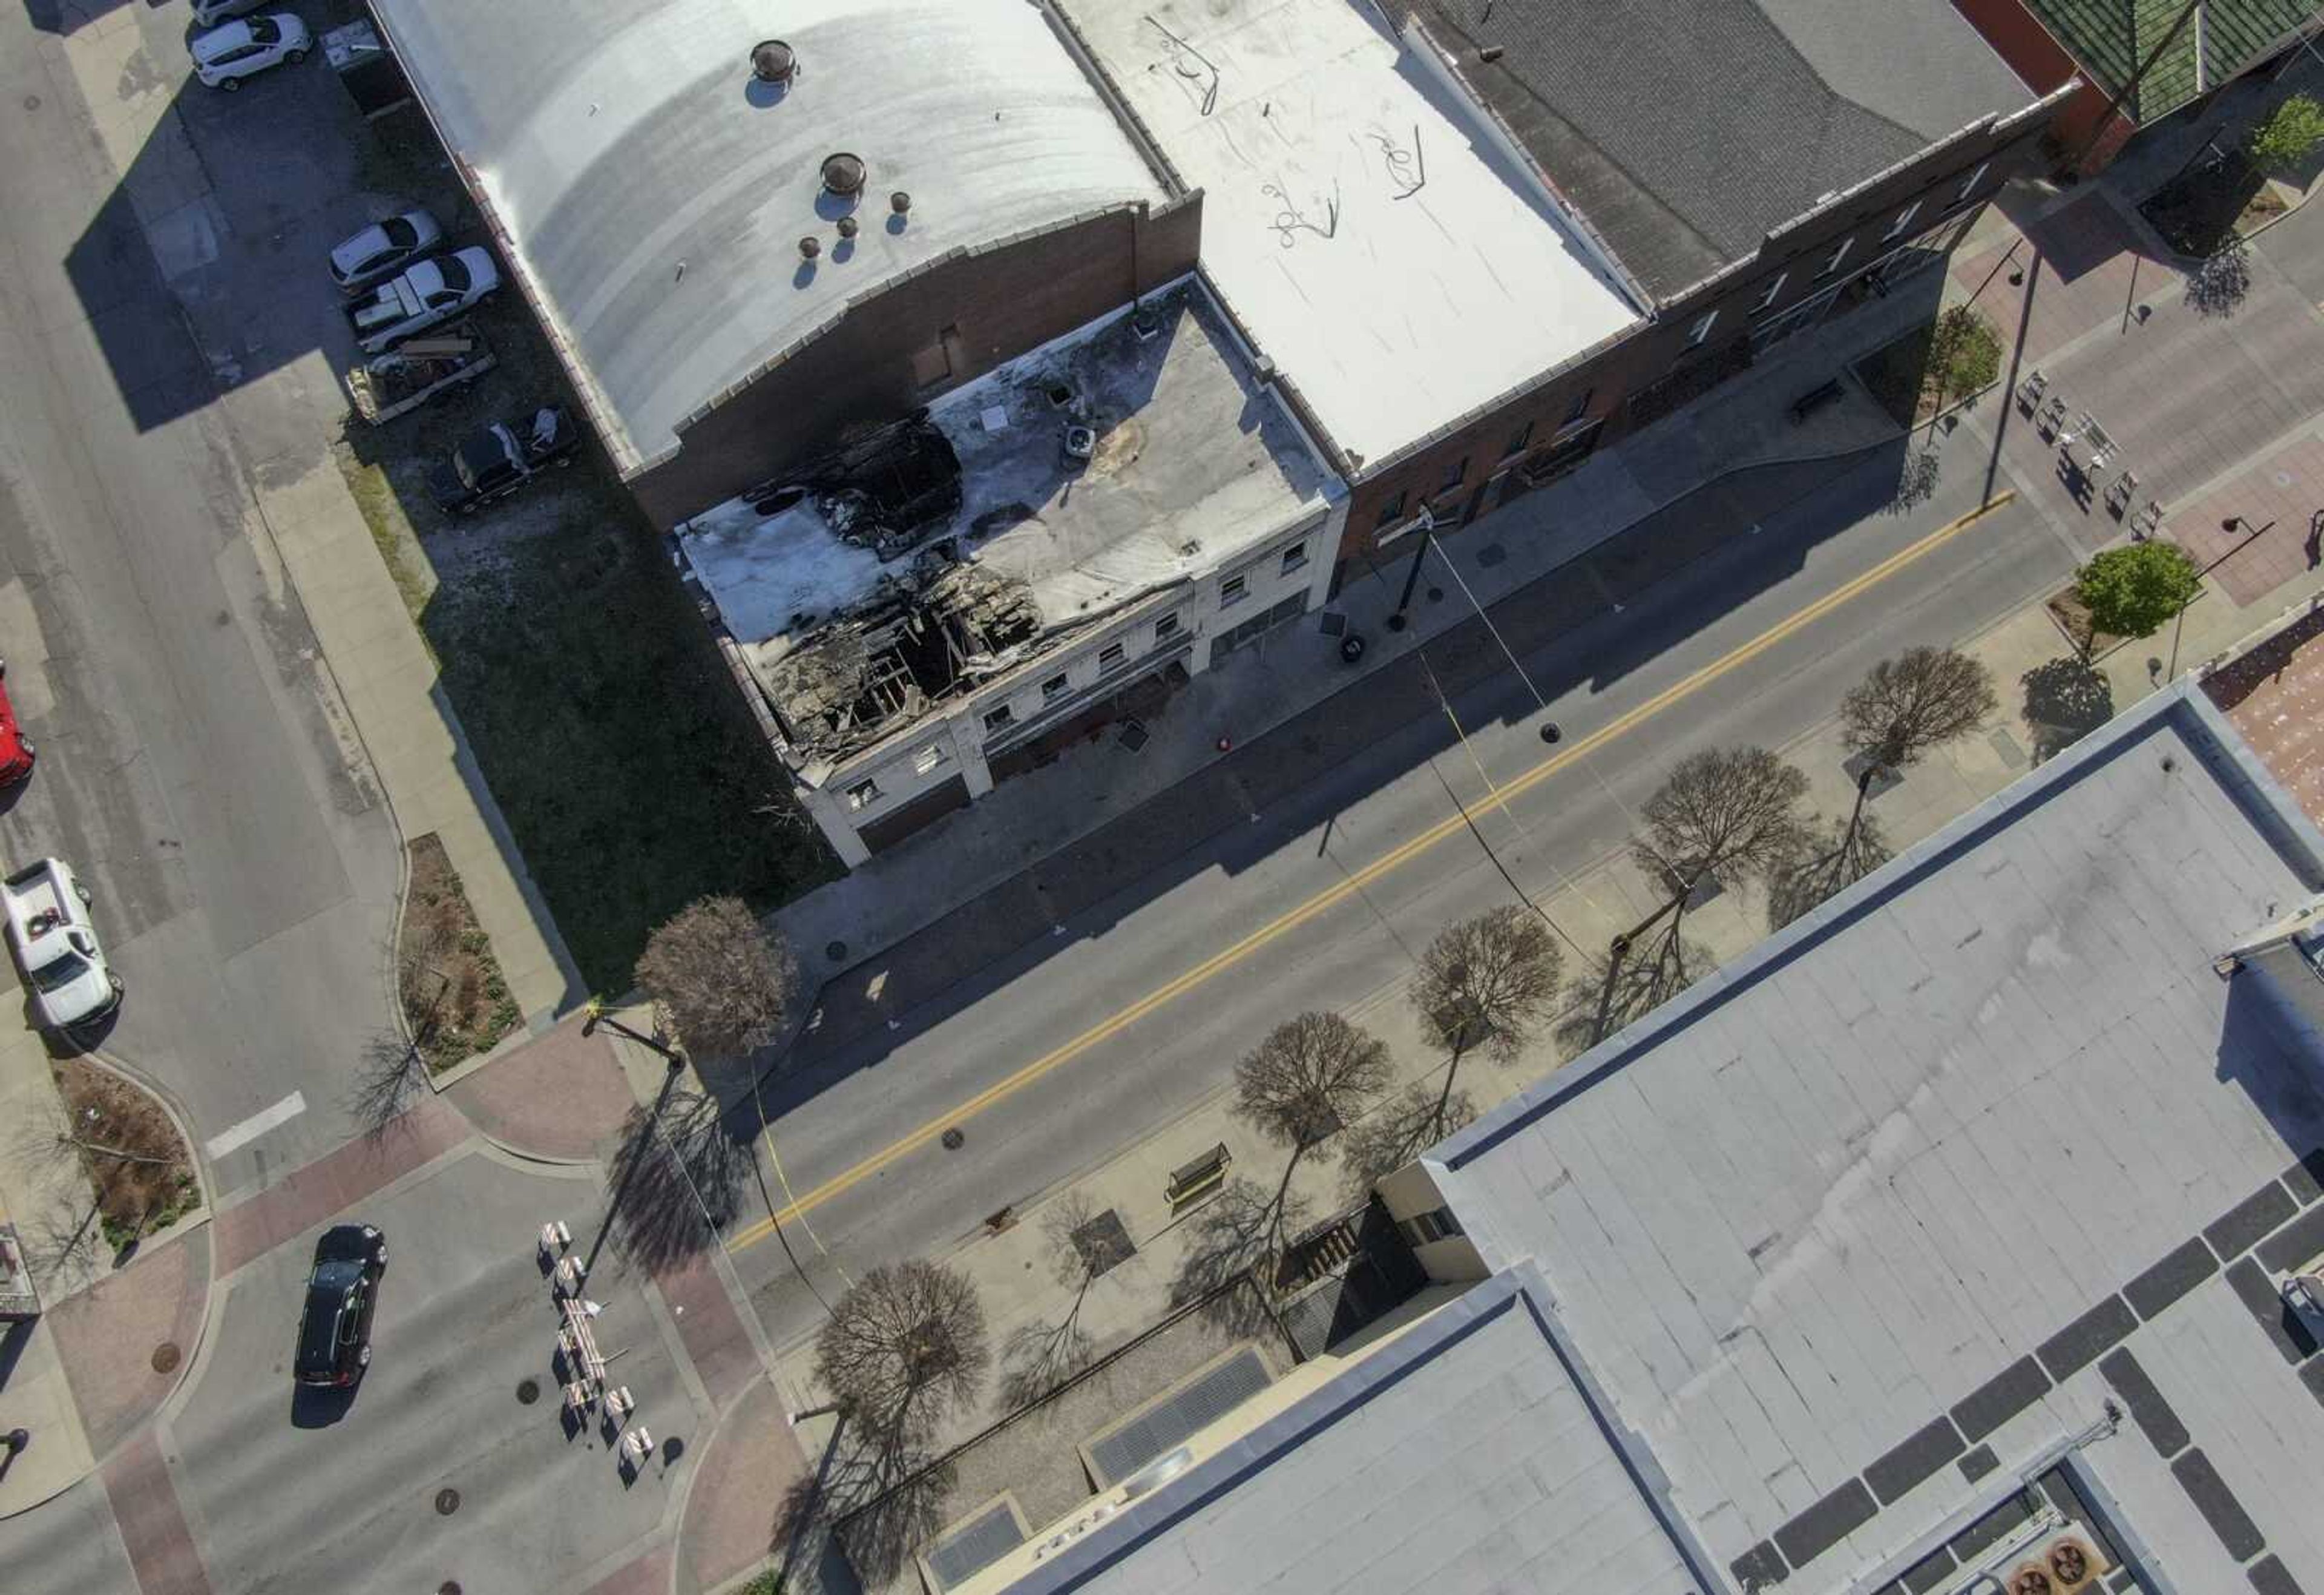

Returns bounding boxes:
[891,190,913,215]
[822,152,868,199]
[798,235,821,260]
[750,39,795,84]
[836,215,859,240]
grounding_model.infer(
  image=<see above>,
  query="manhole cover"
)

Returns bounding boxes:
[440,1584,463,1595]
[941,1127,965,1151]
[516,1378,541,1405]
[435,1488,461,1516]
[23,95,41,111]
[150,1343,181,1375]
[1426,586,1444,602]
[826,939,847,963]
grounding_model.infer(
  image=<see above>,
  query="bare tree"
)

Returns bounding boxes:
[815,1260,990,1458]
[1233,1012,1393,1257]
[1409,907,1560,1143]
[1166,1176,1312,1337]
[1578,748,1810,1047]
[2184,234,2251,317]
[1768,647,1995,921]
[634,895,799,1062]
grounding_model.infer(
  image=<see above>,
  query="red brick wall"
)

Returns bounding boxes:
[627,194,1204,527]
[1949,0,2131,172]
[1336,108,2056,562]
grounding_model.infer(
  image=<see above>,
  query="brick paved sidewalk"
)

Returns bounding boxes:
[45,1232,210,1461]
[445,1013,636,1165]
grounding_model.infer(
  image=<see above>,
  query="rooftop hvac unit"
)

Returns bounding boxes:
[1995,1531,2106,1594]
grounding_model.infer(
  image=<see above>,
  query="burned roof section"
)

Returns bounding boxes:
[672,282,1336,774]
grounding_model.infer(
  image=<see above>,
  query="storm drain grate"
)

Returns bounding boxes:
[1085,1347,1269,1487]
[922,1499,1026,1590]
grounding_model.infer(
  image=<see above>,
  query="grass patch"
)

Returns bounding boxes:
[419,493,839,993]
[341,455,439,624]
[399,834,522,1073]
[1854,306,2001,429]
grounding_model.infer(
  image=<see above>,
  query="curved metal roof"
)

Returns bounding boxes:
[370,0,1169,471]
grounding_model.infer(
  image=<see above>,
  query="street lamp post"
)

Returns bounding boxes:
[2167,516,2272,678]
[1387,508,1437,632]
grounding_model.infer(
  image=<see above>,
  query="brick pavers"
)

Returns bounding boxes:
[48,1230,209,1459]
[1952,193,2172,366]
[209,1096,468,1277]
[447,1014,633,1163]
[654,1249,762,1412]
[2206,603,2324,823]
[2167,435,2324,603]
[101,1436,211,1595]
[678,1376,808,1592]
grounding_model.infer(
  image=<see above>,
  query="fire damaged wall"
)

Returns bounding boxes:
[626,195,1204,528]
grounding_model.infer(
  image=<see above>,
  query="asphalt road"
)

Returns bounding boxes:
[0,2,399,1191]
[729,416,2096,1356]
[167,1151,681,1595]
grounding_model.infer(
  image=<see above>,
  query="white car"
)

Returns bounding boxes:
[2,858,123,1031]
[191,13,310,91]
[190,0,268,25]
[329,208,444,295]
[344,247,501,354]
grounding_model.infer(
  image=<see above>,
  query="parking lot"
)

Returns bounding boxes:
[97,0,833,995]
[169,1147,694,1595]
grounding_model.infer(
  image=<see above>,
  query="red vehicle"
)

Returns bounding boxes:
[0,666,32,787]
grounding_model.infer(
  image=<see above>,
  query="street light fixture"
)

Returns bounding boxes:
[1386,507,1438,633]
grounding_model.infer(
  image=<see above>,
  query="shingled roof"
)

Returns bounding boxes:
[1415,0,2038,300]
[2025,0,2316,123]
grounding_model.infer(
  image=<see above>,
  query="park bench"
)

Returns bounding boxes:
[1790,379,1846,424]
[1166,1143,1231,1207]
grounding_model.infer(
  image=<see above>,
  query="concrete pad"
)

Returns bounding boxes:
[0,1318,99,1516]
[141,197,226,284]
[0,1473,139,1595]
[677,1378,805,1590]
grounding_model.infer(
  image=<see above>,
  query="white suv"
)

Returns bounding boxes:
[191,13,310,91]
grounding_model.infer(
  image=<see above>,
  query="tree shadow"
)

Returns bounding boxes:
[1557,929,1717,1055]
[777,1420,959,1593]
[2020,656,2115,763]
[1165,1177,1306,1339]
[1767,812,1894,929]
[1336,1084,1477,1202]
[340,1030,430,1138]
[601,1087,753,1273]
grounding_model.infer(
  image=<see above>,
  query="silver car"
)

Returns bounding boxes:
[329,208,445,295]
[190,0,268,25]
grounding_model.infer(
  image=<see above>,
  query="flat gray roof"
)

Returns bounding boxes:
[369,0,1167,473]
[1432,683,2324,1589]
[1007,1268,1713,1595]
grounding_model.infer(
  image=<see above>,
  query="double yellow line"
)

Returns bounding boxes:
[729,490,2015,1252]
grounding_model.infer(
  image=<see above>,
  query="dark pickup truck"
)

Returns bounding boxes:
[428,405,579,515]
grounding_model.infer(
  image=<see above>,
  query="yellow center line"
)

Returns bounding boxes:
[730,490,2016,1251]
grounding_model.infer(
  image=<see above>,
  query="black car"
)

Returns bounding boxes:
[295,1223,386,1388]
[428,404,579,515]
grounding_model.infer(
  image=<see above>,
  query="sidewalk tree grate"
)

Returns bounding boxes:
[1070,1209,1137,1278]
[150,1343,180,1375]
[516,1378,541,1405]
[435,1488,461,1516]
